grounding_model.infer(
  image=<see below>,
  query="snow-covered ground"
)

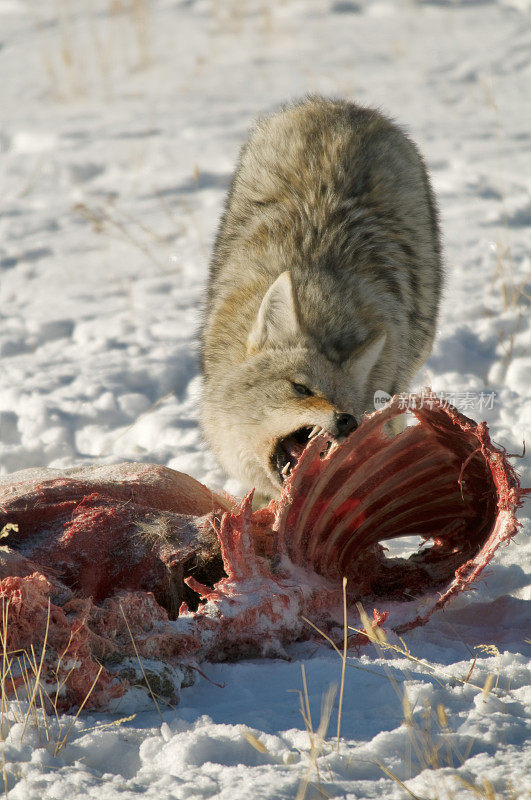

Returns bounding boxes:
[1,0,530,797]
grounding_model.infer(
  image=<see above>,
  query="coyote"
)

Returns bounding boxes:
[201,97,442,500]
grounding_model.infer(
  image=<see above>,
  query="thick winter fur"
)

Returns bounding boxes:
[201,96,442,499]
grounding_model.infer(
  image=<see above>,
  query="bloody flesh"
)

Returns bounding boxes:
[0,392,525,710]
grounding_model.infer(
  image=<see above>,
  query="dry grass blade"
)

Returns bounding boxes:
[241,731,268,754]
[464,654,478,684]
[38,687,51,743]
[1,756,6,800]
[0,598,11,800]
[317,684,336,746]
[456,774,497,799]
[300,616,391,681]
[20,600,51,743]
[80,714,136,735]
[347,613,496,695]
[16,657,32,720]
[336,577,347,752]
[295,665,336,800]
[355,602,386,645]
[0,599,10,742]
[301,664,314,743]
[73,202,171,273]
[119,604,162,719]
[54,664,104,756]
[2,657,20,725]
[482,674,494,701]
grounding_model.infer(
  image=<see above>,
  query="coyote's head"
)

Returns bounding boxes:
[203,271,386,499]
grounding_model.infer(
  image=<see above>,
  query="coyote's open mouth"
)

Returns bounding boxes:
[272,426,333,481]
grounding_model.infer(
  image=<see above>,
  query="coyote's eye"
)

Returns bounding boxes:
[291,382,314,398]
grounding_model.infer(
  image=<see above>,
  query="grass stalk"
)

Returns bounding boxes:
[20,601,51,743]
[119,604,162,719]
[336,577,347,752]
[54,664,104,756]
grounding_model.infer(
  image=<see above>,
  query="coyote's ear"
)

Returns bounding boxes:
[345,332,387,388]
[247,271,302,354]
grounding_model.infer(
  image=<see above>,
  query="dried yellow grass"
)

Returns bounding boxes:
[0,594,137,797]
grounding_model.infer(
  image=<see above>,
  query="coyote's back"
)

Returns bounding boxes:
[201,97,442,499]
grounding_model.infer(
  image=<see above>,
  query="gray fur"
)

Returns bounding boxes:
[201,96,442,498]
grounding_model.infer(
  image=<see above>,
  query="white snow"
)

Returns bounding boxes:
[0,0,529,797]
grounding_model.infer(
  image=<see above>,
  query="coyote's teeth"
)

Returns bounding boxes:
[281,462,291,476]
[309,425,321,439]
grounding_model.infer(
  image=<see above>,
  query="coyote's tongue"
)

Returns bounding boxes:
[282,435,308,468]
